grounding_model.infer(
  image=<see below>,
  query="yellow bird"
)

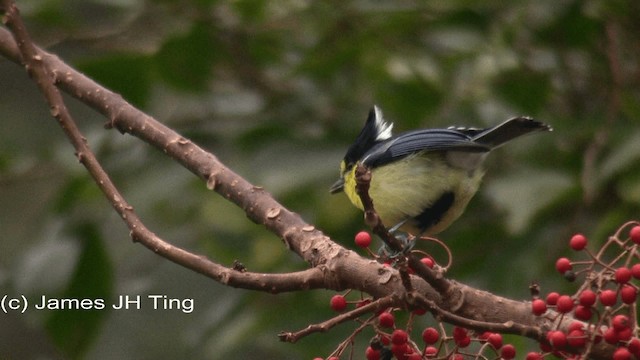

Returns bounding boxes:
[330,106,552,236]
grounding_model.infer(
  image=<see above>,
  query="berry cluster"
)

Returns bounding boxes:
[528,223,640,359]
[361,317,517,360]
[316,223,640,359]
[321,231,517,359]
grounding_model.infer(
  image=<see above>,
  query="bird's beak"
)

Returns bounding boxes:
[329,178,344,194]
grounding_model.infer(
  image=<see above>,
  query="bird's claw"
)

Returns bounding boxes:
[378,226,416,259]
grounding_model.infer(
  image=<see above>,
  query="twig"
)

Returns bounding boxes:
[278,295,396,343]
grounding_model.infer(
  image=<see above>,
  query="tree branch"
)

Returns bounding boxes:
[279,296,397,343]
[0,0,338,297]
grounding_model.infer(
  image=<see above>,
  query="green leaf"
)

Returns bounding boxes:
[535,1,603,48]
[52,175,101,213]
[46,223,113,358]
[76,54,153,108]
[485,168,573,233]
[493,68,550,114]
[155,23,219,92]
[618,172,640,204]
[598,129,640,185]
[233,0,268,22]
[377,79,443,125]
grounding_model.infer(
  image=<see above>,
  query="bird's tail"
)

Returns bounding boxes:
[472,117,552,148]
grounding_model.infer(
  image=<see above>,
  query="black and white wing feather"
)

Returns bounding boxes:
[362,129,491,168]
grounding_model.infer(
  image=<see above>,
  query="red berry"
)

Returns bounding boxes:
[600,289,618,306]
[354,231,372,248]
[570,233,587,250]
[568,321,584,332]
[539,341,552,353]
[330,295,347,312]
[391,329,408,345]
[628,338,640,356]
[452,327,467,341]
[630,225,640,244]
[531,299,547,315]
[579,289,597,307]
[487,333,503,349]
[613,315,630,331]
[452,328,471,348]
[621,285,637,304]
[615,267,632,284]
[456,335,471,348]
[618,327,633,341]
[567,329,586,347]
[407,353,421,360]
[526,352,543,360]
[547,330,567,348]
[613,347,632,360]
[412,307,427,315]
[420,257,434,268]
[574,305,593,321]
[500,344,516,359]
[422,327,439,344]
[546,292,560,305]
[391,343,409,359]
[555,257,572,274]
[365,346,380,360]
[556,295,574,313]
[424,346,438,357]
[632,264,640,279]
[604,327,619,344]
[378,312,395,328]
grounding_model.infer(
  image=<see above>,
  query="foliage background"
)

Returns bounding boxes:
[0,0,639,359]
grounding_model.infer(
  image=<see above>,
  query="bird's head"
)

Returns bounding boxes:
[330,105,393,194]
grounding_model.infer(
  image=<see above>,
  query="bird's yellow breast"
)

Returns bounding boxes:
[343,152,484,235]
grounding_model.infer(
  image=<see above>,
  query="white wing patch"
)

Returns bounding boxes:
[373,105,394,141]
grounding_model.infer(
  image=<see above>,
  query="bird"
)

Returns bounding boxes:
[330,105,552,237]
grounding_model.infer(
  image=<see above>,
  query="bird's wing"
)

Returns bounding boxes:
[362,129,491,167]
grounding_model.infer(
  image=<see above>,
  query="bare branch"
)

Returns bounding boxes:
[279,296,397,343]
[0,0,327,296]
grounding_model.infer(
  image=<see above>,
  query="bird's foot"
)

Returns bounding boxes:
[378,227,415,259]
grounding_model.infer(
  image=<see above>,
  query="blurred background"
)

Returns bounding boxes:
[0,0,639,359]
